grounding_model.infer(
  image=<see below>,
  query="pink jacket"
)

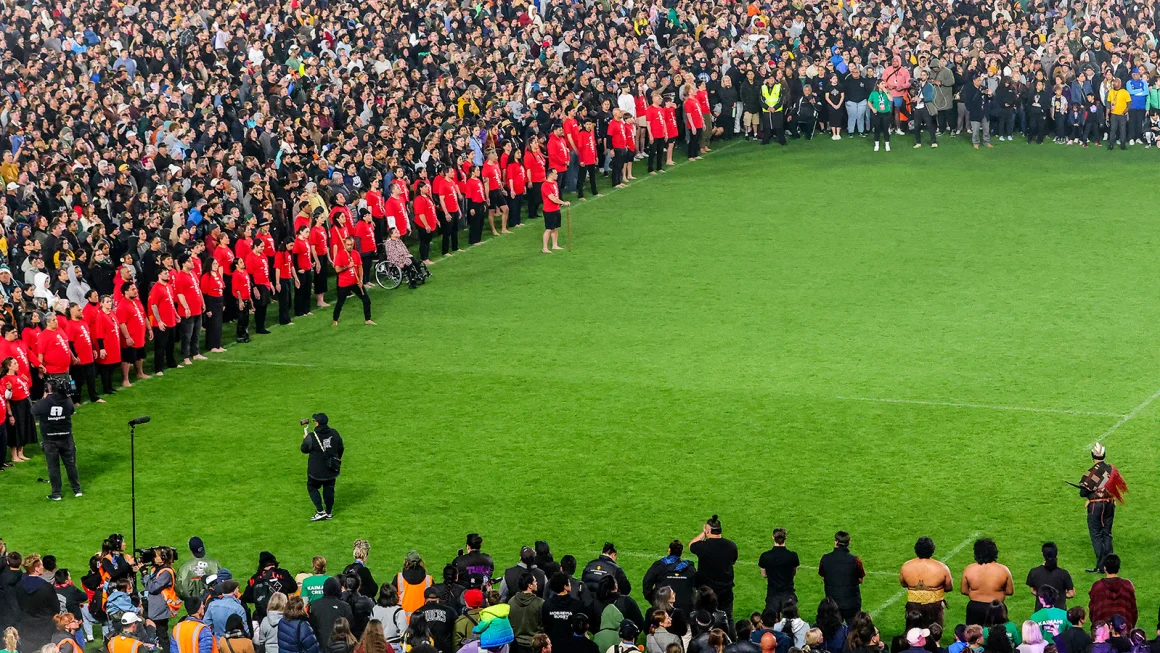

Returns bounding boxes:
[882,57,911,98]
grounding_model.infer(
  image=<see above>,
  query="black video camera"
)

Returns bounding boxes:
[135,546,179,564]
[45,375,76,396]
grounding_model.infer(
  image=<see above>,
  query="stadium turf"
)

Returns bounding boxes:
[6,135,1160,636]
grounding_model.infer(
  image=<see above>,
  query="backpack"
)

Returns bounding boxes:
[89,587,109,624]
[252,568,281,615]
[157,568,183,616]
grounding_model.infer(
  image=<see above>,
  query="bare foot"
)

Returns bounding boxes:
[365,320,376,325]
[552,245,565,251]
[122,381,132,388]
[332,321,339,327]
[183,358,193,366]
[303,312,313,317]
[155,371,164,376]
[137,373,152,380]
[211,348,227,353]
[579,197,587,201]
[96,399,106,404]
[444,253,454,257]
[542,248,552,254]
[193,355,208,361]
[491,230,500,236]
[516,223,527,228]
[423,260,435,265]
[501,230,512,234]
[595,193,603,197]
[650,171,657,175]
[317,302,331,308]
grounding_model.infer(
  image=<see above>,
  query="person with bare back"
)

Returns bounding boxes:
[899,536,953,629]
[960,538,1013,627]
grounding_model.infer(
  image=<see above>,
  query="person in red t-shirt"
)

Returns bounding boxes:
[65,303,101,404]
[684,88,705,160]
[351,213,377,289]
[645,94,669,174]
[116,282,152,382]
[200,258,227,352]
[232,257,252,343]
[663,98,680,166]
[607,108,628,187]
[505,148,527,230]
[482,149,509,236]
[290,225,317,317]
[246,240,274,336]
[621,115,638,182]
[93,295,125,392]
[310,212,331,309]
[696,80,716,152]
[331,237,374,326]
[147,268,179,375]
[1,325,36,463]
[273,240,297,326]
[412,182,439,265]
[540,168,570,253]
[38,312,75,377]
[173,254,207,365]
[465,166,488,246]
[576,120,601,200]
[525,140,548,220]
[435,167,463,257]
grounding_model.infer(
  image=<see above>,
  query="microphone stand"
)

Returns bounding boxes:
[130,420,138,553]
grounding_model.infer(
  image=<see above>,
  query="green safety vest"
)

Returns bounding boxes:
[761,84,782,111]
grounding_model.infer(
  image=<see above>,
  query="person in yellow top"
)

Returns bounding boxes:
[1106,78,1131,150]
[0,152,18,185]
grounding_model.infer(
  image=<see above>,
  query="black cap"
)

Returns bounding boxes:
[424,586,440,599]
[619,620,640,640]
[312,413,328,425]
[189,536,205,558]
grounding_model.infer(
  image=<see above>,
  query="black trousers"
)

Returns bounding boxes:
[278,280,293,324]
[1084,117,1102,144]
[179,314,202,357]
[0,423,6,464]
[222,276,236,323]
[417,228,435,261]
[99,363,117,394]
[440,210,460,254]
[204,296,224,349]
[914,109,937,145]
[762,113,786,145]
[294,270,313,315]
[43,436,81,496]
[154,618,170,653]
[314,255,330,295]
[153,326,176,373]
[1108,113,1128,149]
[70,362,98,402]
[872,112,891,142]
[1088,500,1115,571]
[576,164,598,198]
[307,477,336,513]
[236,299,251,341]
[1129,108,1146,141]
[716,588,736,639]
[1054,114,1067,140]
[507,196,523,227]
[527,182,543,219]
[686,128,701,158]
[1027,111,1045,143]
[253,285,271,332]
[648,138,665,172]
[467,201,485,244]
[333,285,371,322]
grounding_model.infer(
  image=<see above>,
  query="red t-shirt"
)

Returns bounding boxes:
[232,269,252,301]
[413,196,438,231]
[663,107,679,138]
[386,196,409,236]
[93,310,122,365]
[200,271,225,298]
[148,282,179,328]
[274,251,294,280]
[67,318,96,365]
[609,121,627,149]
[173,270,205,317]
[506,163,527,195]
[435,176,461,213]
[563,117,580,150]
[685,97,705,129]
[246,252,272,289]
[214,245,236,273]
[525,150,547,183]
[466,178,486,203]
[38,328,71,375]
[577,130,597,166]
[0,338,34,378]
[116,297,147,348]
[310,226,328,257]
[623,121,637,151]
[542,181,562,212]
[234,237,253,262]
[3,373,29,403]
[366,189,387,218]
[292,238,313,271]
[645,105,667,139]
[547,135,569,172]
[697,88,711,114]
[352,221,376,254]
[333,247,359,288]
[482,162,502,192]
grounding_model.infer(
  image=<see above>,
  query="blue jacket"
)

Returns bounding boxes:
[204,596,248,637]
[277,618,320,653]
[105,590,138,618]
[169,618,215,653]
[1127,78,1148,109]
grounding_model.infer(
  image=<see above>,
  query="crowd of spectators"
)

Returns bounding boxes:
[0,525,1151,653]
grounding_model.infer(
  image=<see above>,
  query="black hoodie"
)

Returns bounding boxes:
[310,577,353,647]
[302,421,344,481]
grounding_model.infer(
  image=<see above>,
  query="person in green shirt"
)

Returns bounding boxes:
[868,79,893,152]
[176,536,222,606]
[1029,586,1068,644]
[300,557,329,604]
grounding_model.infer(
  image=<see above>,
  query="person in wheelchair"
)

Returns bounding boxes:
[384,227,425,289]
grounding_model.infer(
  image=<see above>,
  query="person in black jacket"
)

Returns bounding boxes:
[242,552,298,625]
[32,376,81,501]
[342,540,377,599]
[16,556,59,651]
[311,577,354,648]
[301,412,344,521]
[581,544,631,597]
[541,573,589,643]
[818,532,865,622]
[414,588,458,653]
[642,540,696,614]
[500,547,548,603]
[0,552,22,633]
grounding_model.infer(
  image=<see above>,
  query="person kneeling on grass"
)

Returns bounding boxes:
[540,169,569,254]
[385,229,423,290]
[332,237,375,327]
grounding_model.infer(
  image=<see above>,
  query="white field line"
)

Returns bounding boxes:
[870,531,980,618]
[617,551,895,575]
[835,395,1124,418]
[214,359,319,368]
[1094,386,1160,444]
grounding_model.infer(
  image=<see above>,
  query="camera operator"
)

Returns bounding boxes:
[32,376,81,501]
[100,535,137,590]
[142,548,180,651]
[300,413,343,522]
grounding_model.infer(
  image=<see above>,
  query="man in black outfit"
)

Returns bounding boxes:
[689,515,738,634]
[818,531,865,622]
[541,573,587,643]
[642,540,696,614]
[581,543,631,597]
[32,377,81,501]
[301,413,343,522]
[758,528,800,613]
[415,587,459,653]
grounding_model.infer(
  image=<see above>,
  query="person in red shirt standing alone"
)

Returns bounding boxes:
[576,120,601,200]
[174,254,207,366]
[116,282,152,382]
[148,268,179,375]
[331,237,374,327]
[412,182,439,265]
[540,168,570,254]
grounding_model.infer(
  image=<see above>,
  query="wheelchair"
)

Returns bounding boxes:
[373,257,431,290]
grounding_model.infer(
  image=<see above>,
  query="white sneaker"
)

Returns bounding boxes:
[834,134,841,140]
[1130,139,1137,145]
[885,142,891,151]
[311,511,327,522]
[874,142,880,151]
[931,143,938,148]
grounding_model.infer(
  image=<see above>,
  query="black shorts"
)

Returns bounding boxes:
[488,190,505,210]
[544,210,562,230]
[122,347,145,363]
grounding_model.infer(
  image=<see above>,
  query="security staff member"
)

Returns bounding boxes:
[301,413,344,521]
[581,543,631,596]
[760,73,786,146]
[32,376,80,501]
[170,607,215,653]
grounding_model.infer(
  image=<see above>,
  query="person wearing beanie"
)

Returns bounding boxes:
[508,574,544,653]
[455,589,487,651]
[301,413,344,521]
[176,537,222,605]
[242,552,298,626]
[310,577,353,648]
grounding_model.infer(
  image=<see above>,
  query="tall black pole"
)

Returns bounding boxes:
[130,422,137,554]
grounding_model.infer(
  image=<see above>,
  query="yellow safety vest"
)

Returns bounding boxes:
[761,84,782,111]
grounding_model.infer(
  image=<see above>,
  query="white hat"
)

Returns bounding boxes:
[5,183,17,191]
[906,629,929,646]
[1091,443,1106,459]
[121,613,142,626]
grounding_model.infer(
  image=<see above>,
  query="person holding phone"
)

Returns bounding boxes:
[301,413,344,522]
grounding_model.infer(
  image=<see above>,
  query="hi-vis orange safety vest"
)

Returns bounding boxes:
[58,638,84,653]
[107,634,142,653]
[173,619,219,653]
[396,573,432,619]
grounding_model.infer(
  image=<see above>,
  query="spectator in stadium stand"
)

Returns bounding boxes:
[689,516,738,633]
[757,528,799,615]
[960,538,1014,627]
[1086,555,1136,628]
[818,531,866,624]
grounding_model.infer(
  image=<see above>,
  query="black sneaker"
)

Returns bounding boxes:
[47,494,62,501]
[74,491,83,498]
[310,511,327,522]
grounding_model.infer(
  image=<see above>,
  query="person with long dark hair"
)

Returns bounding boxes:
[465,166,487,246]
[2,356,34,463]
[311,212,331,309]
[814,598,847,653]
[93,295,122,394]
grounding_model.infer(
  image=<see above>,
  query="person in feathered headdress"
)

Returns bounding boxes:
[1079,443,1127,573]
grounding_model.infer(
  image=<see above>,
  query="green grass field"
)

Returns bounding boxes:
[5,136,1160,636]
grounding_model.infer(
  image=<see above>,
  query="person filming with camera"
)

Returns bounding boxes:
[32,375,81,501]
[301,413,343,522]
[141,547,182,652]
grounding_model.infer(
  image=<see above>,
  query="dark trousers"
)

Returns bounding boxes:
[763,112,787,145]
[965,600,989,627]
[527,182,543,219]
[154,618,170,653]
[253,285,271,332]
[179,314,202,357]
[307,477,336,513]
[716,589,735,639]
[872,112,891,142]
[686,128,701,158]
[236,300,251,341]
[1054,114,1067,140]
[1129,108,1146,141]
[153,326,176,373]
[278,281,293,324]
[764,593,796,615]
[610,149,625,185]
[418,227,435,261]
[1027,111,1045,143]
[839,601,862,624]
[42,436,80,496]
[1084,117,1102,144]
[204,296,224,349]
[996,108,1014,138]
[440,210,460,254]
[914,109,937,144]
[467,201,485,244]
[223,276,236,323]
[1088,500,1115,571]
[0,423,6,464]
[648,138,665,172]
[507,196,523,227]
[1108,113,1128,149]
[576,164,598,198]
[98,363,116,394]
[333,284,371,322]
[294,271,313,315]
[70,362,98,402]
